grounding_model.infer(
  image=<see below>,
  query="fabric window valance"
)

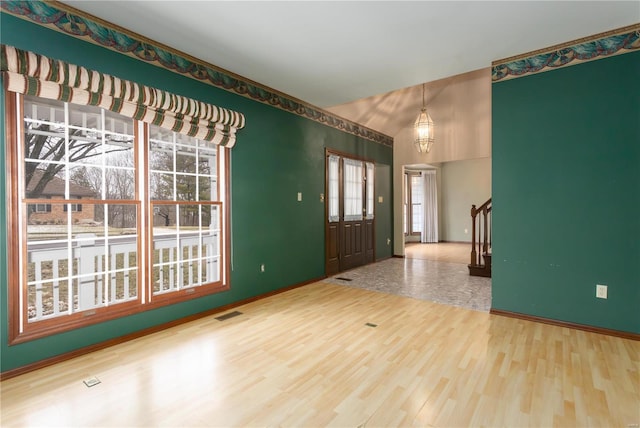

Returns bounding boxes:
[1,45,245,147]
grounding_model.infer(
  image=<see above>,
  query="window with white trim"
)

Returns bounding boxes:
[31,202,51,213]
[403,172,423,236]
[149,124,224,296]
[6,93,231,342]
[2,44,244,343]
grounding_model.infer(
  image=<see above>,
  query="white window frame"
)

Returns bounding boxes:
[6,92,231,344]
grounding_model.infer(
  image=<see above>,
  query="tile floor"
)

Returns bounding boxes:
[324,256,492,312]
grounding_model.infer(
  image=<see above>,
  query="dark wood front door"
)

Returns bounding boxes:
[325,151,375,276]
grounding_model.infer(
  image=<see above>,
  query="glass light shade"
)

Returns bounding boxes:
[414,108,434,153]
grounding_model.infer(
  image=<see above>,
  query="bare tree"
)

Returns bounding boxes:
[70,152,136,228]
[26,122,129,199]
[149,148,214,227]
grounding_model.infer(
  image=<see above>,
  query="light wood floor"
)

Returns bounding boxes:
[1,282,638,427]
[404,242,471,264]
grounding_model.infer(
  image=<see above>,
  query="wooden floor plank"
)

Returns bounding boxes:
[1,281,638,427]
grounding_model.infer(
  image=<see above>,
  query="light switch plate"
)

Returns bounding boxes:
[596,284,607,299]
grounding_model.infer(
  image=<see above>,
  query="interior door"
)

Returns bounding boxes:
[325,151,375,275]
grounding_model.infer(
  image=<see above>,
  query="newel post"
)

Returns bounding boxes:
[470,205,477,265]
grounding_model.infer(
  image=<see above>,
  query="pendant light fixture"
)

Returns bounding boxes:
[414,83,435,153]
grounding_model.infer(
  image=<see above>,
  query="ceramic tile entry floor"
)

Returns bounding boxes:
[324,257,492,312]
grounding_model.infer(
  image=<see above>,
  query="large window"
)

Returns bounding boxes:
[148,125,224,299]
[404,172,423,236]
[6,93,231,343]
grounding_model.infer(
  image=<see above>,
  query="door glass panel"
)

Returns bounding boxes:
[328,155,339,222]
[343,158,363,221]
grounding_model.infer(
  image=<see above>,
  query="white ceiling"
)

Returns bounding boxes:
[59,0,638,133]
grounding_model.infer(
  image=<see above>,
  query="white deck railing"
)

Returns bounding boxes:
[27,232,219,322]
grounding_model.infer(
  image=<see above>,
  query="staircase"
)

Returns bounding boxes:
[468,198,491,277]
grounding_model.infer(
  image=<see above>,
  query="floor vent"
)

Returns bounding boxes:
[215,311,243,321]
[335,277,353,281]
[83,377,101,387]
[365,322,378,328]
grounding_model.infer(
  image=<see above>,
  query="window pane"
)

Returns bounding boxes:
[104,167,136,200]
[403,203,408,234]
[412,204,423,234]
[152,204,178,293]
[27,214,70,321]
[68,103,102,132]
[175,174,198,201]
[198,176,216,201]
[207,205,220,230]
[366,162,374,219]
[69,165,102,199]
[26,202,138,321]
[176,152,197,175]
[153,203,177,229]
[343,158,363,221]
[411,175,423,234]
[103,111,135,169]
[151,202,221,295]
[24,162,67,199]
[24,97,66,163]
[411,175,423,202]
[149,141,174,173]
[152,203,178,294]
[328,155,339,222]
[149,124,222,297]
[150,172,175,200]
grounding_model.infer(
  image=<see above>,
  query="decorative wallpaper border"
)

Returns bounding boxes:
[492,24,640,82]
[0,0,394,147]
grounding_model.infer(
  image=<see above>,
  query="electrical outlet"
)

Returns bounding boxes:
[464,228,468,234]
[386,238,391,245]
[297,192,302,201]
[596,284,607,299]
[260,264,265,273]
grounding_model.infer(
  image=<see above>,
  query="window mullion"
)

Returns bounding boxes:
[219,147,226,285]
[138,121,148,304]
[196,147,202,284]
[15,93,26,333]
[100,107,110,308]
[64,101,74,316]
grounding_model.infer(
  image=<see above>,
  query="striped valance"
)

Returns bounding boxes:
[1,45,245,147]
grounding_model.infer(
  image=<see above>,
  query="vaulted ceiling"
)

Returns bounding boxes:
[59,1,639,136]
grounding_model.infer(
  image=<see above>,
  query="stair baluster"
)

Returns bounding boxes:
[468,198,492,277]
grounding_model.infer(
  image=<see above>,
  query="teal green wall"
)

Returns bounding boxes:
[0,14,393,372]
[492,51,640,333]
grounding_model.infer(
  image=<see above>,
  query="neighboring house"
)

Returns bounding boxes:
[26,170,96,224]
